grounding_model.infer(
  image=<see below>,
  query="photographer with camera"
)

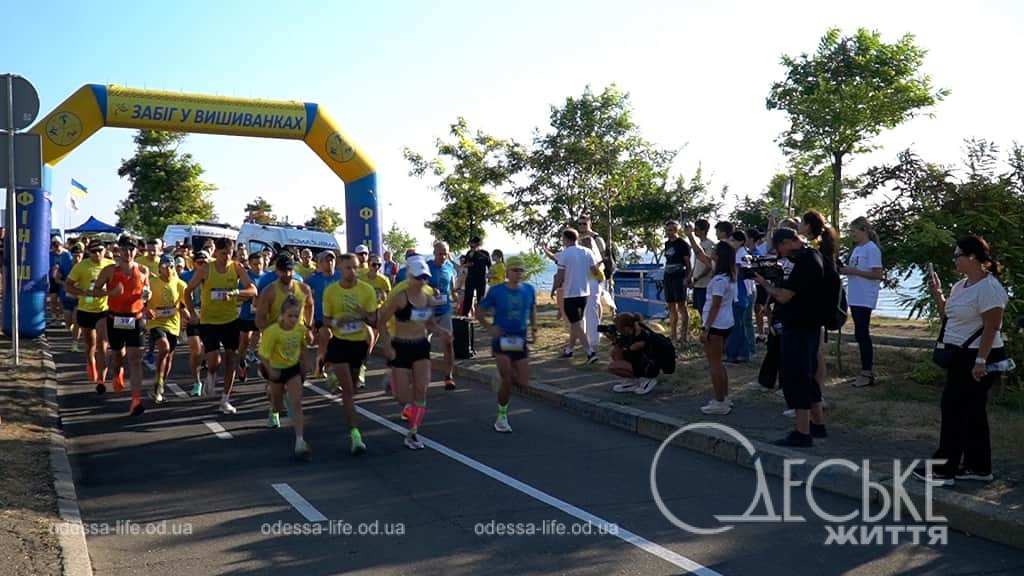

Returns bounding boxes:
[606,313,671,396]
[754,228,829,447]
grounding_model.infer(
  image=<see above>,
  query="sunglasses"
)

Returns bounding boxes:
[370,262,382,267]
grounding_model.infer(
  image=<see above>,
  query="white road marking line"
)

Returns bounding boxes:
[272,483,328,522]
[165,382,188,399]
[203,420,233,440]
[305,383,722,576]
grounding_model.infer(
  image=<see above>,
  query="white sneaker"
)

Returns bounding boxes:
[219,400,237,415]
[633,378,658,395]
[154,392,164,404]
[700,399,732,415]
[404,434,425,450]
[494,415,512,433]
[612,380,638,393]
[783,408,795,418]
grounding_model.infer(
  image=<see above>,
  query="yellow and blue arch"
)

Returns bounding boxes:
[30,84,381,252]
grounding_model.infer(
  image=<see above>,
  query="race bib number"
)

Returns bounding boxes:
[112,316,136,330]
[435,294,449,305]
[336,321,363,334]
[410,308,432,322]
[210,289,232,302]
[155,307,176,319]
[499,336,525,352]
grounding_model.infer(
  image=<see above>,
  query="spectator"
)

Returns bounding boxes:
[714,221,735,242]
[690,220,716,321]
[687,230,738,415]
[841,217,884,388]
[662,220,692,345]
[577,215,609,352]
[726,230,754,363]
[749,229,770,343]
[607,312,663,396]
[488,249,506,288]
[382,250,399,284]
[461,237,491,316]
[800,210,839,395]
[552,228,601,364]
[914,236,1009,487]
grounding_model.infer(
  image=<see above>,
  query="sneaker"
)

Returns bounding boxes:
[810,422,828,438]
[268,410,281,429]
[357,365,367,389]
[852,373,876,388]
[95,383,106,395]
[494,415,512,433]
[128,397,145,417]
[143,352,156,372]
[219,400,237,415]
[559,349,573,359]
[783,409,795,418]
[326,371,340,393]
[955,468,994,482]
[294,439,312,461]
[154,392,164,404]
[612,380,638,393]
[586,352,599,365]
[774,431,813,447]
[350,429,367,455]
[190,381,203,397]
[401,404,413,422]
[444,376,456,391]
[633,378,658,395]
[700,399,732,415]
[912,464,954,487]
[70,341,82,353]
[405,433,425,450]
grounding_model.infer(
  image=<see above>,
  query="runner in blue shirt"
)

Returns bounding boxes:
[305,251,341,377]
[237,251,265,382]
[426,243,458,390]
[476,255,537,433]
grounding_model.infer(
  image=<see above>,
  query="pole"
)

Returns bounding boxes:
[5,74,20,366]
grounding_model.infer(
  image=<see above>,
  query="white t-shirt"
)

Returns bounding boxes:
[692,238,716,289]
[557,245,599,298]
[943,274,1008,349]
[846,241,883,309]
[702,274,736,330]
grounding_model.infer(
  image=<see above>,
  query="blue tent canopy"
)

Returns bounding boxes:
[66,216,123,234]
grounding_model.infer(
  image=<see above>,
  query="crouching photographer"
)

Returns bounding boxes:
[604,312,675,396]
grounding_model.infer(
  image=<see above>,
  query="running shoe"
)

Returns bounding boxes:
[95,383,106,395]
[350,429,367,455]
[612,380,638,393]
[633,378,658,395]
[219,400,237,415]
[955,468,994,482]
[559,349,573,359]
[190,380,203,397]
[404,433,425,450]
[700,399,732,415]
[128,397,145,417]
[294,438,312,461]
[912,464,954,487]
[444,376,456,391]
[810,422,828,438]
[401,404,413,422]
[268,409,281,429]
[494,415,512,433]
[357,365,367,389]
[70,341,81,353]
[782,408,796,418]
[143,352,156,372]
[326,371,339,393]
[586,352,599,365]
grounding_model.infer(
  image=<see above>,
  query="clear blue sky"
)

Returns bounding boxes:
[3,0,1022,250]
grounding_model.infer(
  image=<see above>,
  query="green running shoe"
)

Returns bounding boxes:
[350,428,366,455]
[268,409,281,429]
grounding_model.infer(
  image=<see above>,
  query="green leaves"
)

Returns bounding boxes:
[304,205,343,232]
[115,130,216,239]
[382,223,418,262]
[244,196,276,225]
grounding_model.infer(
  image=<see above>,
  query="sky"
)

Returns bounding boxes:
[3,0,1022,252]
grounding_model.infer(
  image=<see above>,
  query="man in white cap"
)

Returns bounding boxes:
[354,244,370,279]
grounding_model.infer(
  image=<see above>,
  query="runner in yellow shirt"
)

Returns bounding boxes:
[259,295,312,461]
[64,240,115,391]
[144,255,188,403]
[295,248,316,280]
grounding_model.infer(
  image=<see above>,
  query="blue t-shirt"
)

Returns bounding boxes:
[56,252,75,298]
[305,271,341,322]
[479,283,535,337]
[181,269,202,308]
[426,259,456,316]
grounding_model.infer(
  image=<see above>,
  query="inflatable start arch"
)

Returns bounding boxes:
[30,84,381,252]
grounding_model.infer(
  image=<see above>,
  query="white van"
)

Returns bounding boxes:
[162,222,239,252]
[237,222,341,256]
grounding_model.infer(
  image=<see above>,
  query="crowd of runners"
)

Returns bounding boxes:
[49,234,537,461]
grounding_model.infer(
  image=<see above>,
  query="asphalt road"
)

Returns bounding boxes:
[50,328,1024,576]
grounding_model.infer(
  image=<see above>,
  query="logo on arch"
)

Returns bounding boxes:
[326,133,355,163]
[45,111,83,147]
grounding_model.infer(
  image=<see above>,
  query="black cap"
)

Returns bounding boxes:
[469,236,482,246]
[275,253,295,271]
[117,235,138,249]
[87,240,104,252]
[771,227,799,247]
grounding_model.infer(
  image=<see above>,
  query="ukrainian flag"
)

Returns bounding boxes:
[69,179,88,210]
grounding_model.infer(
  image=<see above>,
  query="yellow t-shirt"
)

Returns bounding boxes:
[259,322,305,369]
[323,280,378,341]
[489,262,506,287]
[148,275,187,335]
[200,262,240,325]
[295,263,316,280]
[67,258,115,313]
[266,280,307,326]
[363,273,392,304]
[137,255,159,273]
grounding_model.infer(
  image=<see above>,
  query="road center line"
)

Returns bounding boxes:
[272,483,328,522]
[203,420,233,440]
[305,382,722,576]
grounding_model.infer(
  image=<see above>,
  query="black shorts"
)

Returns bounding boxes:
[491,337,529,362]
[200,320,240,351]
[237,318,257,334]
[186,324,201,338]
[780,326,823,410]
[49,281,61,295]
[326,338,369,367]
[663,273,688,304]
[706,326,733,339]
[77,309,106,329]
[563,296,587,324]
[267,363,303,384]
[107,314,144,350]
[389,338,431,370]
[149,328,179,351]
[625,349,659,378]
[61,296,77,311]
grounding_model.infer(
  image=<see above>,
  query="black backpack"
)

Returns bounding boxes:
[641,325,677,374]
[822,255,848,331]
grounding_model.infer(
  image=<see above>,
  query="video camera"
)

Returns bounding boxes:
[740,254,784,283]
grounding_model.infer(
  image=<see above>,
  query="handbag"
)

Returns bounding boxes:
[932,317,983,369]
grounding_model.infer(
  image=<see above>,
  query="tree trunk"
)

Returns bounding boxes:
[830,153,843,229]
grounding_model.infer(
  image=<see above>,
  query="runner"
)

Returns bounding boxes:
[92,236,151,415]
[356,253,391,388]
[144,255,187,403]
[139,238,163,372]
[354,245,371,278]
[236,251,265,383]
[258,295,312,460]
[377,257,442,450]
[48,238,69,324]
[426,242,458,390]
[65,240,115,391]
[305,251,340,379]
[475,256,537,433]
[322,253,378,454]
[58,242,85,351]
[183,238,257,414]
[180,252,206,395]
[381,258,436,420]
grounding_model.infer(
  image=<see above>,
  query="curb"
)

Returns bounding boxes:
[453,361,1024,551]
[39,342,94,576]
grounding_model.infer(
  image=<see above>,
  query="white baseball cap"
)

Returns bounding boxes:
[354,244,369,254]
[406,257,431,279]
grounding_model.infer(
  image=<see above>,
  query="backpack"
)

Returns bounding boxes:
[822,255,848,331]
[641,325,677,374]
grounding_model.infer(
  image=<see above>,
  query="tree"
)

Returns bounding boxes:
[729,195,773,232]
[244,196,276,224]
[764,167,835,216]
[383,223,418,261]
[115,130,216,239]
[515,251,549,282]
[404,117,521,253]
[766,28,948,228]
[304,205,344,232]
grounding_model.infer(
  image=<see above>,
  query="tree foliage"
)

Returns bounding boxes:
[382,223,418,262]
[404,117,521,253]
[767,28,948,227]
[304,205,344,232]
[115,130,216,239]
[244,196,277,225]
[515,251,549,283]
